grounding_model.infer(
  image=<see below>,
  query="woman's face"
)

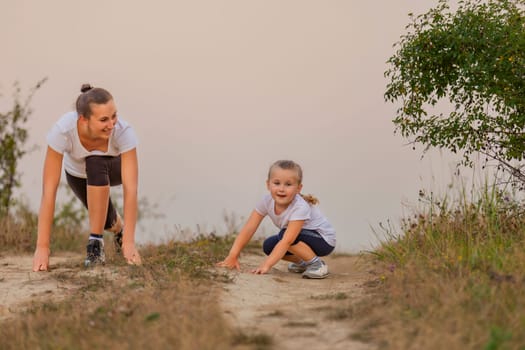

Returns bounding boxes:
[85,100,117,139]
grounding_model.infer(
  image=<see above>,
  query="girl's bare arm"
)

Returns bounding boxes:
[253,220,304,274]
[217,210,264,270]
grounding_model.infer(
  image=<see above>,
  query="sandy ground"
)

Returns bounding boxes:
[218,253,374,350]
[0,253,84,320]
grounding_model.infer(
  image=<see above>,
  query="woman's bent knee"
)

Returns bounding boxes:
[86,155,121,186]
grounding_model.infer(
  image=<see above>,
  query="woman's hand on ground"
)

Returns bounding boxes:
[216,256,240,270]
[32,247,50,271]
[122,243,142,265]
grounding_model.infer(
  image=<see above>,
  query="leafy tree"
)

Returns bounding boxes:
[385,0,525,183]
[0,79,47,215]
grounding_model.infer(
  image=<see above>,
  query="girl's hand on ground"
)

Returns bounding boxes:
[216,256,240,270]
[252,265,270,274]
[32,247,50,272]
[123,244,142,265]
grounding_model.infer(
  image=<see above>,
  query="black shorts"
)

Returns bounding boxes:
[65,155,122,230]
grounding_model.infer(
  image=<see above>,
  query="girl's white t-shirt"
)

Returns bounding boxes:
[46,111,138,178]
[254,194,336,247]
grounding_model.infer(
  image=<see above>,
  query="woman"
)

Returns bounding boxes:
[32,84,142,271]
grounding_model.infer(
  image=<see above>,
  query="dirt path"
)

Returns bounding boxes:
[0,253,84,320]
[1,252,375,349]
[218,253,374,350]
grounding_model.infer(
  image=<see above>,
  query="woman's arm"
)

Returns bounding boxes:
[216,210,264,270]
[32,147,63,271]
[120,148,141,265]
[253,220,304,274]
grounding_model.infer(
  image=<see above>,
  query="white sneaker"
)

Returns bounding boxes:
[302,259,328,279]
[287,262,307,273]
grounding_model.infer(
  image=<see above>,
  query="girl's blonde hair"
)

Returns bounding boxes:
[267,160,319,205]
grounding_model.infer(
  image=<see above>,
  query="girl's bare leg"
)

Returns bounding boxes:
[286,241,316,262]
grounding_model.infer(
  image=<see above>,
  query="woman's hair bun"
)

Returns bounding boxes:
[80,84,93,93]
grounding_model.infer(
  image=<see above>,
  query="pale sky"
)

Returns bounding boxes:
[1,1,463,252]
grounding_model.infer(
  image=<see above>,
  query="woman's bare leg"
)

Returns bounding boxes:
[86,185,110,234]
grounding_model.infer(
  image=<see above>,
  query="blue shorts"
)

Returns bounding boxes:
[262,228,335,257]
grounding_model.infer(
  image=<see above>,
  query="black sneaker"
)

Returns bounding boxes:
[114,230,123,253]
[84,239,105,267]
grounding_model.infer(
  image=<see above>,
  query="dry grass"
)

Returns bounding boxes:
[0,203,86,254]
[0,206,38,253]
[353,183,525,349]
[2,275,231,350]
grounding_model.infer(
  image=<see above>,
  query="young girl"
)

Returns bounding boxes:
[217,160,336,279]
[32,84,142,271]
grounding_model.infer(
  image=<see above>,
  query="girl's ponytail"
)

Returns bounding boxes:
[300,193,319,205]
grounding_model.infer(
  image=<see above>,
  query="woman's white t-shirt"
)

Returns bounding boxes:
[254,194,336,247]
[46,111,138,178]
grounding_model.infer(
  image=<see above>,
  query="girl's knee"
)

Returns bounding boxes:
[262,237,277,256]
[262,240,272,256]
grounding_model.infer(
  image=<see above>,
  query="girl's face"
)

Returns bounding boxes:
[266,168,303,208]
[82,100,117,140]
